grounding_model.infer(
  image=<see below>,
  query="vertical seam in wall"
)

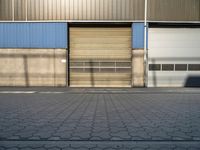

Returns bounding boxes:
[54,49,56,86]
[131,24,134,87]
[85,0,87,19]
[67,24,70,87]
[12,0,15,21]
[199,0,200,21]
[26,0,28,21]
[55,0,57,20]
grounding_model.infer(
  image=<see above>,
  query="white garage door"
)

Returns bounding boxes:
[148,28,200,87]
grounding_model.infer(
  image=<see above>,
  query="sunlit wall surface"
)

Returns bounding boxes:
[0,0,199,21]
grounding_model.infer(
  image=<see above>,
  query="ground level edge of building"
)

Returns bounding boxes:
[0,22,200,87]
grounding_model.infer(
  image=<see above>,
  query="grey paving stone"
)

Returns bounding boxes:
[0,88,200,149]
[7,136,20,140]
[91,132,111,140]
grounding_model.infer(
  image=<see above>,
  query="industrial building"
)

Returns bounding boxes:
[0,0,200,87]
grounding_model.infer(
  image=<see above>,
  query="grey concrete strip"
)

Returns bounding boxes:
[0,87,200,94]
[0,91,36,94]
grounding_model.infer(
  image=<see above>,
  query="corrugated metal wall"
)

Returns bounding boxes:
[0,0,199,21]
[0,0,13,20]
[27,0,144,20]
[0,23,68,48]
[14,0,26,20]
[148,0,200,21]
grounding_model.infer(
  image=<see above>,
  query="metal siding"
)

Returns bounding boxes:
[0,0,12,20]
[0,23,68,48]
[56,23,67,48]
[0,24,3,46]
[0,0,145,21]
[132,23,144,49]
[14,0,26,20]
[82,0,86,19]
[29,23,43,47]
[43,0,48,20]
[16,23,30,47]
[1,0,200,21]
[148,0,200,21]
[39,0,44,20]
[4,24,17,47]
[86,0,91,19]
[42,23,55,48]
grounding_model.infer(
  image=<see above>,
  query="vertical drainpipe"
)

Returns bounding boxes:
[144,0,148,87]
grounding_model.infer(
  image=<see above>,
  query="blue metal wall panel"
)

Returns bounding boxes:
[30,23,43,48]
[0,23,68,48]
[0,25,3,47]
[43,23,55,48]
[132,23,145,49]
[16,24,30,47]
[56,23,67,48]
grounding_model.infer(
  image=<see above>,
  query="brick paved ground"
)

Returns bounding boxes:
[0,88,200,149]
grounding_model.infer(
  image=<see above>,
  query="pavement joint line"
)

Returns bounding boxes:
[1,140,200,142]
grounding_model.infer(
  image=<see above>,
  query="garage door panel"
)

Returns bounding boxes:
[150,29,200,41]
[148,28,200,87]
[70,28,130,31]
[70,27,131,87]
[71,56,131,60]
[71,34,130,38]
[70,72,131,78]
[70,44,131,49]
[70,28,131,35]
[148,72,200,87]
[149,28,200,58]
[71,34,131,37]
[70,38,131,44]
[71,50,131,59]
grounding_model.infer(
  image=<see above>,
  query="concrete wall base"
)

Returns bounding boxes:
[0,49,67,87]
[132,49,144,87]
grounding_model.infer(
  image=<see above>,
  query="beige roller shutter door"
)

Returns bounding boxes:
[70,27,132,87]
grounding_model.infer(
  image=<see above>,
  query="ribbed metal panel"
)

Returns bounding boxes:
[0,23,68,48]
[70,27,132,87]
[14,0,26,20]
[132,23,145,49]
[0,0,145,21]
[0,0,13,20]
[148,0,200,21]
[0,0,200,21]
